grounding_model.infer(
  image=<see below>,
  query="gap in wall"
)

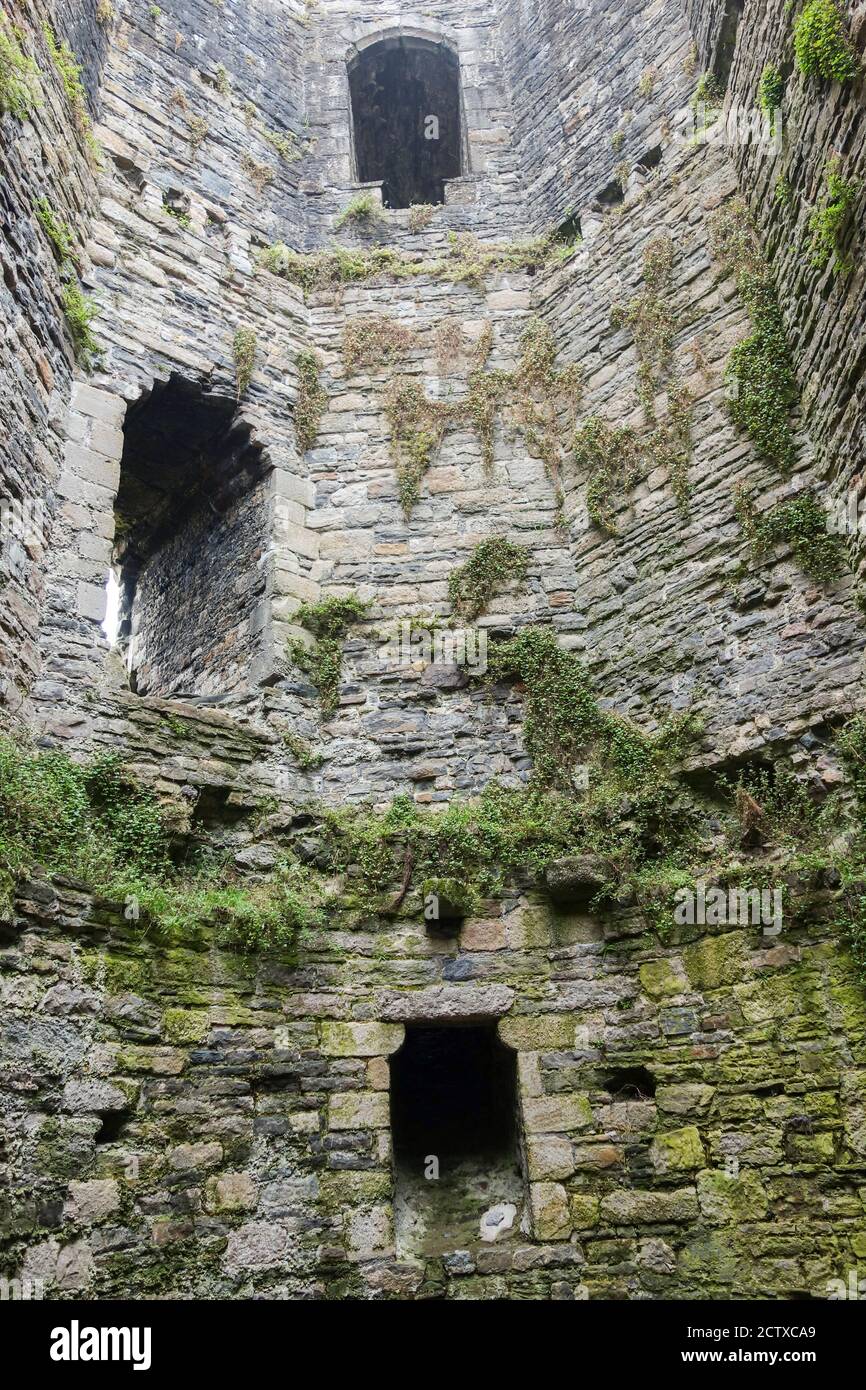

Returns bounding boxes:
[390,1022,526,1258]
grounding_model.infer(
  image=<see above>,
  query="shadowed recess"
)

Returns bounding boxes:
[348,37,462,208]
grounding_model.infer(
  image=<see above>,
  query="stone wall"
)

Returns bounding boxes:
[3,866,865,1299]
[717,0,866,584]
[0,0,104,725]
[2,0,866,1303]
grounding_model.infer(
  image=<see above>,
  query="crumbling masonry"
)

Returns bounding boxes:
[2,0,866,1299]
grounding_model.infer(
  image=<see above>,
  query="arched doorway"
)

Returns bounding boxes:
[348,36,463,209]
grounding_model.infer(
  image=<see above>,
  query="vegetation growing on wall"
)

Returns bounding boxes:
[42,22,99,160]
[0,15,41,119]
[261,126,302,162]
[186,114,208,155]
[384,377,453,516]
[342,316,415,375]
[0,738,321,954]
[758,64,785,133]
[258,230,572,300]
[691,72,723,122]
[232,327,257,399]
[807,157,860,276]
[61,282,101,370]
[649,382,693,516]
[408,203,436,233]
[734,486,845,582]
[573,416,641,535]
[334,192,381,231]
[240,153,275,195]
[709,199,798,471]
[294,350,327,453]
[472,625,703,796]
[287,595,371,715]
[793,0,860,83]
[463,320,582,479]
[35,198,79,268]
[611,234,675,420]
[448,538,529,621]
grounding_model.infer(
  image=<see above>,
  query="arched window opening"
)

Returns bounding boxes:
[112,376,269,698]
[348,37,462,209]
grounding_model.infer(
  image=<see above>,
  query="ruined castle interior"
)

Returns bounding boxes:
[1,0,866,1305]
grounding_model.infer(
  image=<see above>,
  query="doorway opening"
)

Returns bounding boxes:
[111,376,270,697]
[390,1023,525,1257]
[348,37,463,209]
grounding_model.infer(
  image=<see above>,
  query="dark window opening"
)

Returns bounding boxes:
[390,1023,526,1256]
[113,375,270,699]
[391,1025,517,1162]
[594,177,625,210]
[637,145,663,175]
[348,37,462,209]
[712,0,745,91]
[95,1108,133,1144]
[603,1066,657,1100]
[424,885,466,937]
[553,211,582,245]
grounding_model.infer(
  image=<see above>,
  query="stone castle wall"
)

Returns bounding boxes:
[2,0,866,1301]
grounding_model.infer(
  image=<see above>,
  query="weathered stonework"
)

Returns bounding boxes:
[2,0,866,1300]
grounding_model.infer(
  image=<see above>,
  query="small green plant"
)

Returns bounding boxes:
[163,203,191,230]
[837,714,866,807]
[638,66,658,99]
[448,538,529,621]
[692,71,723,118]
[758,63,785,133]
[287,594,371,714]
[35,198,79,267]
[282,731,325,770]
[233,327,257,400]
[0,15,42,119]
[295,350,327,453]
[775,174,793,205]
[735,486,845,582]
[408,203,436,233]
[793,0,860,83]
[215,64,230,96]
[262,126,301,161]
[42,22,86,121]
[611,129,625,152]
[334,192,381,231]
[61,281,101,370]
[186,114,208,154]
[573,416,641,535]
[149,5,162,22]
[96,0,115,23]
[807,156,859,275]
[240,153,275,195]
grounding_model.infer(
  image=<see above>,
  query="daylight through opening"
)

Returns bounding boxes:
[112,376,270,698]
[348,37,462,209]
